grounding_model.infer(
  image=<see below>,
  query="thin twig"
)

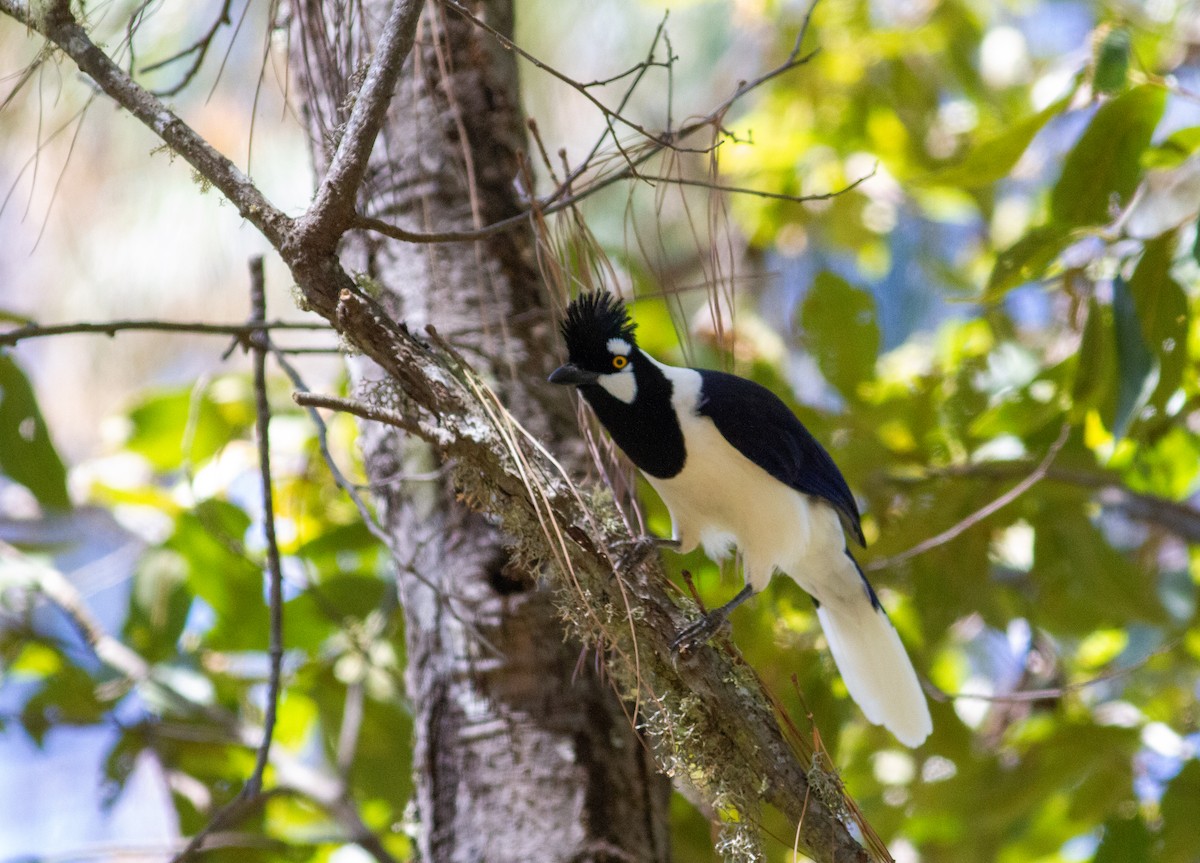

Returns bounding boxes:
[0,318,328,346]
[247,256,285,795]
[168,258,287,863]
[867,423,1072,571]
[0,0,292,247]
[353,9,823,246]
[631,168,876,204]
[929,642,1175,704]
[293,390,422,435]
[442,0,689,153]
[890,460,1200,544]
[139,0,235,96]
[272,350,487,636]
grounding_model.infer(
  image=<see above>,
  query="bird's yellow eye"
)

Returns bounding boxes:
[612,355,628,370]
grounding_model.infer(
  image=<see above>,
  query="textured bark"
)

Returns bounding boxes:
[291,2,671,861]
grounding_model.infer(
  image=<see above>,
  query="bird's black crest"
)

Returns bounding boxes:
[560,291,638,369]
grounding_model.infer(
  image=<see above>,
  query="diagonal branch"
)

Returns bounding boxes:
[0,0,291,247]
[867,423,1071,571]
[300,0,425,240]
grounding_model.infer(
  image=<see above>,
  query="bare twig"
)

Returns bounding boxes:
[930,642,1175,704]
[273,350,491,641]
[0,0,292,247]
[442,0,687,152]
[631,168,877,204]
[352,8,824,246]
[139,0,236,96]
[247,256,285,795]
[884,457,1200,544]
[0,318,328,346]
[867,424,1072,572]
[293,390,423,435]
[168,258,288,863]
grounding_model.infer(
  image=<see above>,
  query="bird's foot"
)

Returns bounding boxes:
[670,608,731,654]
[614,535,679,572]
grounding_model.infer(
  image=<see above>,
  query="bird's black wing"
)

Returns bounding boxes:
[696,370,865,546]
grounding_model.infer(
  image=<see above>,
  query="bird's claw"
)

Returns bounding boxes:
[670,610,730,654]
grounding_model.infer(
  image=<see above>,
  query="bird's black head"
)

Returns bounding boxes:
[548,291,639,387]
[548,291,686,478]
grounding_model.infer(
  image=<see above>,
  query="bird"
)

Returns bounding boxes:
[548,290,932,747]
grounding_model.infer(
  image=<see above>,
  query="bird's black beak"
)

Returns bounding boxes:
[548,363,599,386]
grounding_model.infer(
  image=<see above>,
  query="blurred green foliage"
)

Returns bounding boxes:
[1,373,411,861]
[617,0,1200,860]
[2,0,1200,861]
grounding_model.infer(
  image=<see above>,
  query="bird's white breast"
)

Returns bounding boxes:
[644,363,852,599]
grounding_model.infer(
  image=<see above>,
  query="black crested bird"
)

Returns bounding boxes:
[549,290,931,747]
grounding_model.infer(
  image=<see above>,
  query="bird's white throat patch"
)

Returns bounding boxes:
[606,337,633,356]
[598,367,637,403]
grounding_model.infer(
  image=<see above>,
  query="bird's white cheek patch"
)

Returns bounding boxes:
[598,368,637,403]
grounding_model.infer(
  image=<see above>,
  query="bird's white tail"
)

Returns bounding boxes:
[816,600,932,747]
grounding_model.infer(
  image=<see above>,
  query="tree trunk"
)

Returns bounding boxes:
[290,2,672,861]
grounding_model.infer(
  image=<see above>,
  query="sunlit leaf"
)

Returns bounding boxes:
[1127,231,1189,408]
[985,227,1070,300]
[1051,84,1166,228]
[800,271,880,399]
[1141,126,1200,169]
[126,380,254,471]
[0,355,70,510]
[922,98,1068,189]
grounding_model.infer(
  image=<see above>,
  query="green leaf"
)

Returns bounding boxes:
[1031,509,1165,632]
[800,271,880,400]
[1127,233,1189,409]
[1161,759,1200,863]
[985,226,1069,300]
[1071,299,1114,420]
[0,309,34,325]
[168,499,268,651]
[19,664,107,744]
[924,97,1068,189]
[1051,84,1166,228]
[1110,276,1157,439]
[126,380,254,471]
[1092,27,1131,96]
[1092,813,1151,863]
[0,354,70,510]
[123,548,193,663]
[1141,125,1200,169]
